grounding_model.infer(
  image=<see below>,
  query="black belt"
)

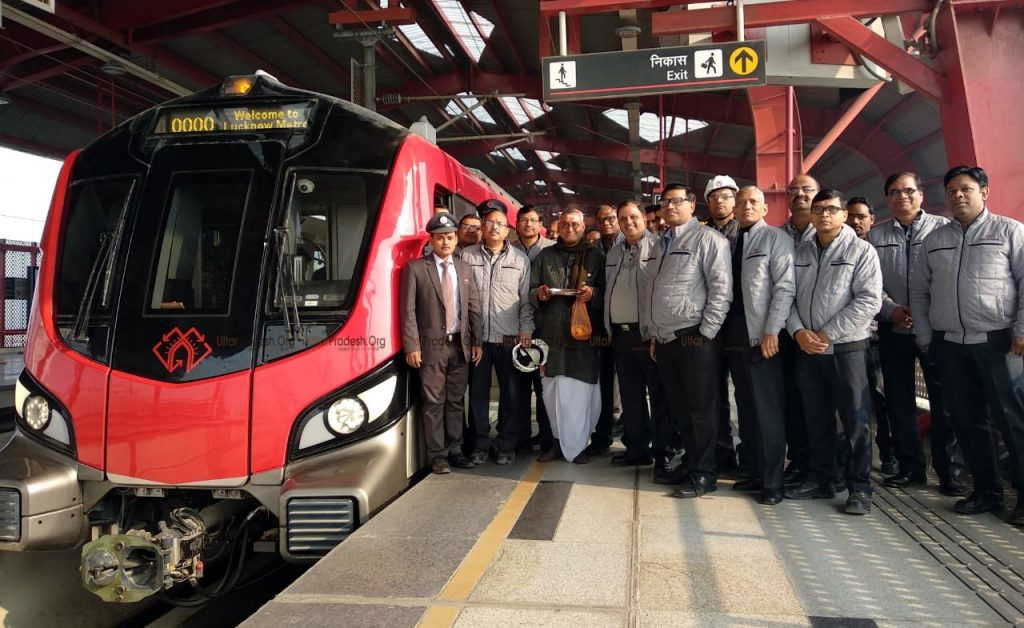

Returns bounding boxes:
[935,329,1010,343]
[833,338,870,353]
[445,332,462,344]
[673,324,701,338]
[612,323,639,333]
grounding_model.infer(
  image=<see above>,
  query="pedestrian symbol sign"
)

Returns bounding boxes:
[694,50,723,79]
[729,46,759,76]
[550,61,577,89]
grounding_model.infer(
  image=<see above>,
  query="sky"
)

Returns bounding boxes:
[0,146,63,244]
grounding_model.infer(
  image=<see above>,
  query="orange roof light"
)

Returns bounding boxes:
[222,75,255,96]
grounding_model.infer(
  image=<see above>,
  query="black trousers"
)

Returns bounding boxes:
[780,331,809,471]
[419,341,469,458]
[726,343,787,490]
[590,341,616,449]
[932,331,1024,494]
[716,363,738,464]
[468,342,519,453]
[516,368,551,449]
[611,326,670,456]
[878,326,963,479]
[656,331,719,479]
[796,349,873,494]
[866,338,895,460]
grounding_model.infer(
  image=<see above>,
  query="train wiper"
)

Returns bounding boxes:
[71,231,114,342]
[273,227,304,342]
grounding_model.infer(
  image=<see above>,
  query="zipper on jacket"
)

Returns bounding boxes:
[955,223,971,343]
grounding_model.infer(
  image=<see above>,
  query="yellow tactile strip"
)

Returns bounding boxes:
[417,461,547,627]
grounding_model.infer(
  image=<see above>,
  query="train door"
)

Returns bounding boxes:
[104,142,282,485]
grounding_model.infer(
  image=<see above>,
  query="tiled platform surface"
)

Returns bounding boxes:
[243,451,1024,628]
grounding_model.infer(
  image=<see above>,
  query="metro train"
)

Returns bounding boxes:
[0,71,517,603]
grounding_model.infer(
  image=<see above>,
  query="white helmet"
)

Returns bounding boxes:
[704,174,739,201]
[512,339,549,373]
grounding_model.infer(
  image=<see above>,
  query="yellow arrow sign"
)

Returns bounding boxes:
[729,47,759,76]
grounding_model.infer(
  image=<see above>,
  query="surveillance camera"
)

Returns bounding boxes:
[297,178,315,194]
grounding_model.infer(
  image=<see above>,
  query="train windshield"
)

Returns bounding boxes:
[149,173,251,313]
[275,170,383,311]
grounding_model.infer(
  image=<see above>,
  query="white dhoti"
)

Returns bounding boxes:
[542,375,602,462]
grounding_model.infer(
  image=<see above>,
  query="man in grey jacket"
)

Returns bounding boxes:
[604,200,668,469]
[644,183,732,497]
[870,172,964,495]
[911,165,1024,526]
[462,201,534,465]
[785,189,882,515]
[721,186,795,506]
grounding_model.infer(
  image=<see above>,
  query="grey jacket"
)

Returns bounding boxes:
[512,235,555,262]
[644,218,733,343]
[786,225,882,352]
[604,231,657,340]
[737,220,796,345]
[868,211,949,334]
[910,208,1024,347]
[783,219,816,247]
[461,242,534,343]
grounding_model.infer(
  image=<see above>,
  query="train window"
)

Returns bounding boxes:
[56,177,136,319]
[452,194,477,219]
[149,173,250,313]
[275,171,381,310]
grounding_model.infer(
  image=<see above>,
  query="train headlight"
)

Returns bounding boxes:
[325,398,367,435]
[23,395,51,431]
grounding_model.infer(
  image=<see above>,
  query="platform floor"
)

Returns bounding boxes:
[243,443,1024,628]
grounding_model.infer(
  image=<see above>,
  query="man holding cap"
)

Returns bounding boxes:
[401,212,482,474]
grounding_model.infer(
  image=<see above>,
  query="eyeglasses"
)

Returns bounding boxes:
[484,219,508,229]
[459,224,481,232]
[597,216,617,224]
[519,217,541,224]
[660,197,689,207]
[560,222,584,230]
[788,186,817,195]
[811,205,844,216]
[888,187,920,198]
[707,193,734,203]
[946,186,979,198]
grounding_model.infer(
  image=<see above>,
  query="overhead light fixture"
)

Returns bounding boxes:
[0,94,11,106]
[615,25,641,39]
[100,60,127,76]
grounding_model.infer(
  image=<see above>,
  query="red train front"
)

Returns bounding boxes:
[0,71,515,603]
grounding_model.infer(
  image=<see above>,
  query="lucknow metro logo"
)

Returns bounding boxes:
[152,327,213,374]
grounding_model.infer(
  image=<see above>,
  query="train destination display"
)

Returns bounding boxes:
[153,101,313,134]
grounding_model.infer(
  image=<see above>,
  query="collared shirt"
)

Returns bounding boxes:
[783,219,816,247]
[433,253,461,333]
[712,217,739,243]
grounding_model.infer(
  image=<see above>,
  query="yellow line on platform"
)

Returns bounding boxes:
[416,461,546,627]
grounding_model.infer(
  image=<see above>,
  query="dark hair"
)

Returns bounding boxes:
[846,196,873,214]
[517,205,539,221]
[812,188,844,206]
[883,172,923,195]
[943,165,988,188]
[661,183,696,203]
[618,199,641,213]
[458,213,481,226]
[645,204,660,215]
[584,225,600,235]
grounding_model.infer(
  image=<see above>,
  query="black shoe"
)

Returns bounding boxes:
[470,449,488,465]
[611,452,654,466]
[431,456,451,474]
[831,477,847,494]
[759,488,784,505]
[783,465,806,483]
[939,476,966,497]
[880,456,899,476]
[784,481,834,500]
[585,442,611,456]
[845,491,871,515]
[449,454,475,469]
[732,478,763,492]
[670,474,717,498]
[955,491,1005,515]
[1010,504,1024,527]
[495,450,515,465]
[884,471,927,488]
[537,448,563,462]
[652,464,688,485]
[572,452,591,464]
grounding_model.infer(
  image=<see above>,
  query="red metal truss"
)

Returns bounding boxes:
[0,56,96,92]
[328,7,416,26]
[651,0,935,36]
[131,0,327,45]
[540,0,690,17]
[0,44,70,74]
[267,16,350,86]
[815,16,947,103]
[497,169,637,193]
[87,0,240,33]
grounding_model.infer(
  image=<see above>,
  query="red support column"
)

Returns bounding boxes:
[748,86,803,226]
[936,2,1024,219]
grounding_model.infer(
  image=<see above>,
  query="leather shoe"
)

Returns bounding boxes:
[732,478,763,492]
[880,455,899,477]
[1010,504,1024,527]
[611,452,654,466]
[431,456,451,474]
[572,452,591,464]
[759,488,784,505]
[469,449,488,465]
[884,471,927,488]
[652,464,688,485]
[670,474,717,498]
[954,491,1005,515]
[585,442,611,456]
[845,490,871,515]
[939,477,966,497]
[831,477,847,494]
[449,454,475,469]
[784,481,834,500]
[783,465,806,484]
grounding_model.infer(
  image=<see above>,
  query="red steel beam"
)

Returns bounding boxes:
[268,16,350,85]
[497,168,636,193]
[488,0,527,74]
[328,7,416,26]
[540,0,694,17]
[1,56,96,92]
[92,0,240,33]
[132,0,329,44]
[652,0,935,36]
[815,16,947,103]
[0,134,69,159]
[802,80,886,172]
[0,43,69,73]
